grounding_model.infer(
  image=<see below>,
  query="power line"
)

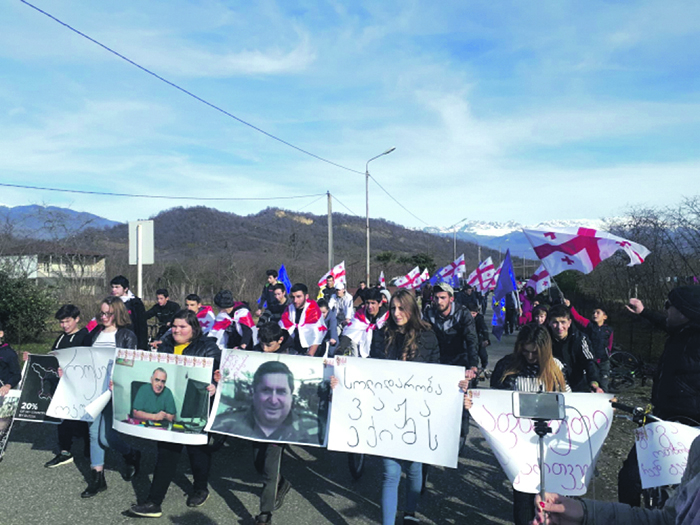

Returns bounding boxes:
[0,182,325,201]
[368,175,429,226]
[330,193,360,217]
[19,0,364,176]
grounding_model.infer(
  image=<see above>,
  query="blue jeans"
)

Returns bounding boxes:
[382,458,422,525]
[88,401,132,469]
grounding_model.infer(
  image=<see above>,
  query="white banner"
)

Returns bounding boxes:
[327,356,464,468]
[635,421,700,489]
[469,389,614,495]
[47,347,115,421]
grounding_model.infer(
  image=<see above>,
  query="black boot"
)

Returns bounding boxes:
[123,450,141,481]
[81,469,107,498]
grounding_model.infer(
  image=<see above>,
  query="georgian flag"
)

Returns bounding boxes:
[395,266,420,288]
[522,227,651,277]
[467,257,496,292]
[379,271,386,288]
[318,261,346,288]
[342,306,390,358]
[525,264,552,294]
[196,305,216,334]
[279,300,327,349]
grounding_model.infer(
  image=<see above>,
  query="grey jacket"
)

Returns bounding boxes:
[584,435,700,524]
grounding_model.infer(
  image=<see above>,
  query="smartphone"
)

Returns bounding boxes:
[512,392,566,420]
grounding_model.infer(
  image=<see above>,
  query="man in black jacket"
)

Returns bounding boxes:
[110,275,148,350]
[546,305,600,393]
[618,286,700,507]
[145,289,180,339]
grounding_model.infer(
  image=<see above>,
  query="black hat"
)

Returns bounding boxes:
[668,286,700,324]
[214,290,235,309]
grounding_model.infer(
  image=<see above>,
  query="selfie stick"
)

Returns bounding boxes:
[534,419,552,502]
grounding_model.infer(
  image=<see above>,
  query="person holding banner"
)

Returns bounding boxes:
[83,297,142,498]
[369,289,440,525]
[532,435,700,525]
[490,324,570,525]
[129,309,220,518]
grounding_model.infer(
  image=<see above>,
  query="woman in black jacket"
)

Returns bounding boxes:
[129,309,221,518]
[83,296,141,498]
[370,289,440,525]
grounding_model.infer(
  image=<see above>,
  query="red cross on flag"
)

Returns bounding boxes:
[395,266,421,289]
[466,257,496,292]
[318,261,346,288]
[525,264,552,294]
[522,227,651,277]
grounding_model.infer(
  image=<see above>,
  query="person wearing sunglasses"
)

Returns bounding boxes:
[490,324,571,525]
[618,286,700,508]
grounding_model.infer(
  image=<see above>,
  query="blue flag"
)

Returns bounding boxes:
[491,250,517,341]
[278,264,292,293]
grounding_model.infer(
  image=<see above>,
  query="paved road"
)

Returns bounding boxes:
[1,334,520,525]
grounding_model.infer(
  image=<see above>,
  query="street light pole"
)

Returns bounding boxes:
[365,147,396,284]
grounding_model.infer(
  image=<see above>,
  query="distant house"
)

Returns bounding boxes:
[0,245,107,294]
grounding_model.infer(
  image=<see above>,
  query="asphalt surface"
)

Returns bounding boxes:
[1,333,518,525]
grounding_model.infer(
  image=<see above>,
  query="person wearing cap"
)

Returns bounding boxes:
[617,286,700,507]
[329,282,354,326]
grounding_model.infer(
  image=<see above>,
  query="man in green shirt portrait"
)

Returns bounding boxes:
[132,368,177,422]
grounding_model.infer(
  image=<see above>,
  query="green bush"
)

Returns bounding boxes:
[0,271,55,346]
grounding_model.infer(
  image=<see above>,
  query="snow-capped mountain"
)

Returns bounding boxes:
[425,218,612,258]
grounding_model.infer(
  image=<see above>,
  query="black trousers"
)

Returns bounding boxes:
[57,419,89,452]
[148,441,212,505]
[253,442,285,514]
[513,489,536,525]
[618,444,643,506]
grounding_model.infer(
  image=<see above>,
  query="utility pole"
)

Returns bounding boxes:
[327,191,333,271]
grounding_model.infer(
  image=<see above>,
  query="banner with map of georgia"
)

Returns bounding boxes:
[47,347,115,421]
[15,354,61,423]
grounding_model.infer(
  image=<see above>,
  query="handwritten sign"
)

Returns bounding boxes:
[112,349,214,446]
[46,347,115,421]
[15,355,61,423]
[469,389,614,495]
[327,356,464,468]
[635,421,700,489]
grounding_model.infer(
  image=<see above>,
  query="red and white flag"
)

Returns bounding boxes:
[379,271,386,288]
[523,228,651,277]
[525,264,552,294]
[466,257,496,292]
[279,300,327,349]
[318,261,346,288]
[395,266,421,289]
[438,254,466,280]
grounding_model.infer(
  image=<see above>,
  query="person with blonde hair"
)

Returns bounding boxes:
[490,324,570,524]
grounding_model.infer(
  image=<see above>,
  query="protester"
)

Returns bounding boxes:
[84,297,141,498]
[532,436,700,525]
[110,275,148,349]
[0,321,20,398]
[468,303,490,371]
[129,310,220,518]
[43,304,91,468]
[256,269,280,317]
[145,289,180,339]
[617,286,700,508]
[491,324,570,525]
[564,299,614,392]
[279,283,326,356]
[369,289,440,525]
[546,305,600,393]
[185,294,216,334]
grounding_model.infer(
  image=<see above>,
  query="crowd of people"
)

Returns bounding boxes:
[1,269,699,525]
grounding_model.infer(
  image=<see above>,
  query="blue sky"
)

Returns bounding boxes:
[0,0,698,229]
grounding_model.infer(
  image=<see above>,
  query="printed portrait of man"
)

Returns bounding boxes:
[211,360,321,445]
[132,367,177,423]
